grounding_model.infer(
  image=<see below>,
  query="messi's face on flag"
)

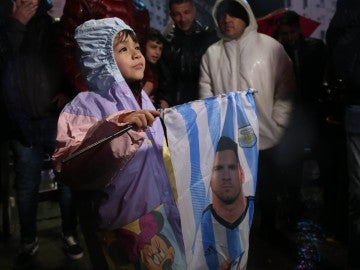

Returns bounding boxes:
[211,149,244,205]
[162,90,259,269]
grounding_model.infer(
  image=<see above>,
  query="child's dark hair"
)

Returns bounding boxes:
[147,27,166,45]
[114,29,139,44]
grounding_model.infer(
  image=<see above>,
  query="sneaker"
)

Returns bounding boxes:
[62,234,84,260]
[14,238,39,268]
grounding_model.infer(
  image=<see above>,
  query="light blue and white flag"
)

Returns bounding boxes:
[162,90,259,269]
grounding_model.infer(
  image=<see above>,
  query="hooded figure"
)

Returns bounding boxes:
[52,18,185,269]
[199,1,296,263]
[199,0,296,151]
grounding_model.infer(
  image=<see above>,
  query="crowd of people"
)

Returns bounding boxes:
[0,0,358,269]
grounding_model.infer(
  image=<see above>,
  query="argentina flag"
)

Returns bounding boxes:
[162,90,259,269]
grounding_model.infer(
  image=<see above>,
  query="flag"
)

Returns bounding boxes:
[162,90,259,269]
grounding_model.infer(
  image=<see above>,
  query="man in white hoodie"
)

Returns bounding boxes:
[199,0,296,241]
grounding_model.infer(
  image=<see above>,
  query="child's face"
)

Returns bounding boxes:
[113,32,145,82]
[145,40,163,64]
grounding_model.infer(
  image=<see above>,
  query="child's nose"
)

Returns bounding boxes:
[133,50,142,59]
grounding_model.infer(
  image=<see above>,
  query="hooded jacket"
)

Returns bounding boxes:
[199,0,296,150]
[326,0,360,104]
[52,18,185,267]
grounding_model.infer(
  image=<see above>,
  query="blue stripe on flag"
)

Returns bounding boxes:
[176,104,207,228]
[226,228,242,263]
[205,97,221,150]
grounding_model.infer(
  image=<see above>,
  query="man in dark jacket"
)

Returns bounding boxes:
[275,9,330,230]
[326,1,360,269]
[0,0,82,266]
[163,0,219,106]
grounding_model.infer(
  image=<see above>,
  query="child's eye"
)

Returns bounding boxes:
[119,47,127,52]
[135,46,141,51]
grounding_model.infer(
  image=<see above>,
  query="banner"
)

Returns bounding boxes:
[162,90,259,269]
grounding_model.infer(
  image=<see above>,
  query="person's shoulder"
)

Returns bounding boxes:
[64,91,101,112]
[201,27,219,43]
[202,39,222,56]
[257,32,279,43]
[304,37,326,47]
[250,32,283,51]
[195,21,216,35]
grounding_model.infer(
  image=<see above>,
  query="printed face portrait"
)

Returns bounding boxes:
[218,14,247,40]
[170,2,196,32]
[210,149,244,205]
[113,31,145,82]
[145,40,163,64]
[140,234,175,270]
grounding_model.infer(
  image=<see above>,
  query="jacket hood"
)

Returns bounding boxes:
[212,0,257,41]
[74,18,133,92]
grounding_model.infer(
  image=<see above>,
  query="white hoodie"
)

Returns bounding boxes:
[199,0,296,150]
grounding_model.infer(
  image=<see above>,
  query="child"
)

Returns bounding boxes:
[52,18,185,269]
[142,27,172,109]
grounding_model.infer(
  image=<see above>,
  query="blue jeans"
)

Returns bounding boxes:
[10,117,77,242]
[345,105,360,267]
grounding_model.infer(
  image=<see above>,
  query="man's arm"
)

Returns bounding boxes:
[272,45,296,128]
[199,51,214,98]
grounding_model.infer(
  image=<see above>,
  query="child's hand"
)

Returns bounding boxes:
[123,110,160,130]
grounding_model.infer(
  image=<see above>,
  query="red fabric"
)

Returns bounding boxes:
[142,63,159,94]
[257,8,320,38]
[56,0,150,93]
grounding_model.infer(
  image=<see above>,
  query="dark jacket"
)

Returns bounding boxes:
[326,0,360,104]
[56,0,150,93]
[0,8,63,146]
[283,36,327,108]
[163,21,219,106]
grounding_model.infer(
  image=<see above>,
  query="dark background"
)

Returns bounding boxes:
[247,0,284,17]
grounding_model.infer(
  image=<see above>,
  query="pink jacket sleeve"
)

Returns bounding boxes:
[52,110,145,190]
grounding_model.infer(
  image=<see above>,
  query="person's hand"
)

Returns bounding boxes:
[219,258,233,270]
[149,94,155,104]
[158,99,169,109]
[123,110,160,130]
[12,0,38,25]
[143,81,154,96]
